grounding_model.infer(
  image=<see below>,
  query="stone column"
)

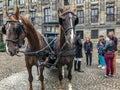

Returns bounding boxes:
[99,0,106,24]
[116,0,120,24]
[84,0,90,25]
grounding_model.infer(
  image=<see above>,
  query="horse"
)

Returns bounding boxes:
[54,8,79,90]
[2,7,47,90]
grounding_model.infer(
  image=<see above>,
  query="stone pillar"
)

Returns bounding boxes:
[84,0,90,25]
[99,0,106,24]
[116,0,120,24]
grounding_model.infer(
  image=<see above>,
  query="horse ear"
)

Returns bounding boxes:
[15,6,20,19]
[59,17,63,25]
[71,8,76,15]
[75,17,79,25]
[1,25,6,34]
[58,8,63,14]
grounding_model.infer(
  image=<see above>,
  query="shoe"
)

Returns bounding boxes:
[98,65,102,68]
[78,70,84,72]
[104,75,109,78]
[109,75,115,77]
[74,69,78,71]
[101,66,106,69]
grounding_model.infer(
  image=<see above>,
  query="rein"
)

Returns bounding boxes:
[19,36,57,56]
[6,39,19,44]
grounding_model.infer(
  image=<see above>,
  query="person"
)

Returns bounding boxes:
[74,35,84,72]
[103,35,115,78]
[97,35,106,66]
[84,37,93,66]
[98,41,106,69]
[108,31,118,75]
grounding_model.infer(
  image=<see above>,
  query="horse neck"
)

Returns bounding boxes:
[20,16,44,51]
[26,30,42,51]
[59,27,66,48]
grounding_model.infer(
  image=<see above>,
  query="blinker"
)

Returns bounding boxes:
[1,25,6,34]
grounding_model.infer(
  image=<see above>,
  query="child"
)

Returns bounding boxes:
[98,41,106,69]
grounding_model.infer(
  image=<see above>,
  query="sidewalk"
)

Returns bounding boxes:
[0,49,120,90]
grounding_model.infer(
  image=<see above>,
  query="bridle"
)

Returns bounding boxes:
[60,11,76,35]
[3,14,26,48]
[59,11,77,48]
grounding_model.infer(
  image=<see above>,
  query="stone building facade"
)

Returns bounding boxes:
[62,0,120,41]
[0,0,120,41]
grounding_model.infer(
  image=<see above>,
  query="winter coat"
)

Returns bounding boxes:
[98,45,104,55]
[84,41,93,54]
[103,40,115,54]
[75,38,83,58]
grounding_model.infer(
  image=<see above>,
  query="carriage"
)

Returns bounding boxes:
[44,32,58,68]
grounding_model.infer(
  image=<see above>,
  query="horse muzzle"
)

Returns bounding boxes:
[6,45,19,56]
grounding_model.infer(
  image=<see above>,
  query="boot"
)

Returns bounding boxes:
[78,61,84,72]
[74,61,77,71]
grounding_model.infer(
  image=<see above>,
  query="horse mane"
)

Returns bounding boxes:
[58,25,65,48]
[19,15,43,51]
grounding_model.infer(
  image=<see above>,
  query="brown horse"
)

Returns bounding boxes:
[2,7,47,90]
[54,8,78,90]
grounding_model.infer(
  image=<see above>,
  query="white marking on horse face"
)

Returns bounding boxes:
[70,29,74,43]
[70,18,74,44]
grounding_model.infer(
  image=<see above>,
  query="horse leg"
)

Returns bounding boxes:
[27,65,33,90]
[36,66,39,80]
[58,65,63,90]
[67,65,72,90]
[39,65,45,90]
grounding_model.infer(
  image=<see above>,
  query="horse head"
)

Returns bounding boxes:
[1,7,26,56]
[58,8,79,45]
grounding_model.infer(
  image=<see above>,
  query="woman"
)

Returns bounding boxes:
[84,37,93,66]
[98,41,106,69]
[97,35,105,66]
[103,35,115,78]
[74,35,84,72]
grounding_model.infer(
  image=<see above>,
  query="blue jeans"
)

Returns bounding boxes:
[99,54,106,66]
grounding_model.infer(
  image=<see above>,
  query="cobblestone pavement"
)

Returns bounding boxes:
[0,48,120,90]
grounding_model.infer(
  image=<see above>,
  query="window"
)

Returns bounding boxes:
[0,14,3,26]
[20,11,25,16]
[31,11,36,24]
[91,8,98,23]
[76,31,84,39]
[0,1,3,8]
[44,8,51,22]
[8,0,14,6]
[91,0,97,1]
[77,10,84,24]
[106,7,114,21]
[77,0,84,4]
[19,0,24,5]
[64,0,70,5]
[91,30,98,39]
[31,0,37,3]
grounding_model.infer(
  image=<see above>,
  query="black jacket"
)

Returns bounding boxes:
[84,41,93,54]
[103,40,115,54]
[75,38,83,58]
